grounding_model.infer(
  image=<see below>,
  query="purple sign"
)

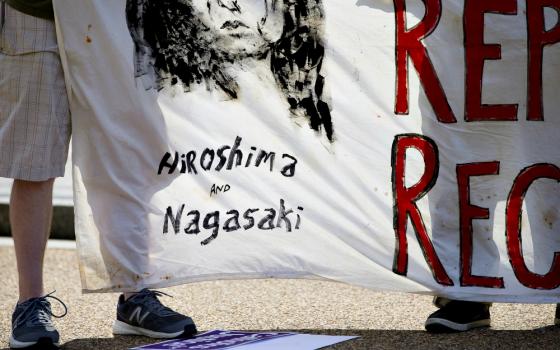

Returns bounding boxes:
[131,330,295,350]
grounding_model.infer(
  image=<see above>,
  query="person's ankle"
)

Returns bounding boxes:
[18,292,44,305]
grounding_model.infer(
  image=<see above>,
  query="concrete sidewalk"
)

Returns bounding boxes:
[0,244,559,350]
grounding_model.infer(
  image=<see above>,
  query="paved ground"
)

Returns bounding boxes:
[1,244,559,350]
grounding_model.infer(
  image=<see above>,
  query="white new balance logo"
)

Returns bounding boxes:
[129,306,150,325]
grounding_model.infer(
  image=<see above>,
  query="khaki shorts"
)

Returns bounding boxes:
[0,1,70,181]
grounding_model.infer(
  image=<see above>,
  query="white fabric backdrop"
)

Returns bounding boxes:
[53,0,560,302]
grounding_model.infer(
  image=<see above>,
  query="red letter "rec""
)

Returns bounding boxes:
[457,162,504,288]
[391,134,453,286]
[506,164,560,289]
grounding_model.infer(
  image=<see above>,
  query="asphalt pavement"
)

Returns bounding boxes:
[0,243,559,350]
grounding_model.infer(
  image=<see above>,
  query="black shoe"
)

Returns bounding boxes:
[10,292,67,349]
[555,304,559,326]
[425,300,490,333]
[113,289,197,338]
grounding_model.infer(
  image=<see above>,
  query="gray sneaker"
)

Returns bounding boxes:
[9,292,67,349]
[113,289,197,338]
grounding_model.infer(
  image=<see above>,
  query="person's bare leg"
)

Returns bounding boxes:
[10,178,55,303]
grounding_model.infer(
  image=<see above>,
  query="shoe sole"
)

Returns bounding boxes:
[425,318,490,333]
[113,319,197,339]
[9,336,59,349]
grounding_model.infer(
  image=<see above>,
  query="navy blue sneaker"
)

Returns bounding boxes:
[425,300,490,333]
[113,289,197,338]
[9,292,67,349]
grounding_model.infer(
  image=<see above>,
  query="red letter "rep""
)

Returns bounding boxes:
[464,0,518,121]
[393,0,456,123]
[527,0,560,121]
[391,134,453,286]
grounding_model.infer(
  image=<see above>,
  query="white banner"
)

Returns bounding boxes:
[54,0,560,302]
